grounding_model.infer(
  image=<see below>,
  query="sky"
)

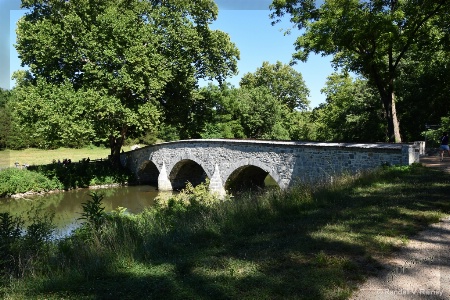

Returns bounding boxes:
[0,0,335,108]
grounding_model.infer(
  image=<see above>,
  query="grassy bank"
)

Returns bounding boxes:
[0,146,139,197]
[1,164,450,299]
[0,160,134,197]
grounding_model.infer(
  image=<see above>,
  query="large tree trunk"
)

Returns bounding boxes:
[109,126,128,163]
[372,62,402,143]
[391,92,402,143]
[381,92,402,143]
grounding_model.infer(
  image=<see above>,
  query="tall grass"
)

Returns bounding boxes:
[1,164,450,299]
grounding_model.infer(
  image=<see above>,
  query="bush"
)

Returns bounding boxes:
[78,192,106,231]
[0,208,55,278]
[155,180,223,210]
[28,160,134,190]
[0,168,62,197]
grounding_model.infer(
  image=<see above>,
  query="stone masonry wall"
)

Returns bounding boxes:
[120,139,420,190]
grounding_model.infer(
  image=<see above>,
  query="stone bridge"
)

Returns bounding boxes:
[120,139,421,197]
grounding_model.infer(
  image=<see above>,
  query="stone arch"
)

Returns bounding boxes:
[168,159,209,190]
[137,160,159,185]
[223,158,282,194]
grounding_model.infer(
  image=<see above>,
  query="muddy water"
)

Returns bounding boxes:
[0,185,163,237]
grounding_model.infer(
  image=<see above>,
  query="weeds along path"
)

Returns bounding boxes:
[351,217,450,299]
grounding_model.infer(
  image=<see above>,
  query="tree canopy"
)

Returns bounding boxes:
[270,0,450,142]
[312,72,385,142]
[239,61,310,111]
[15,0,239,153]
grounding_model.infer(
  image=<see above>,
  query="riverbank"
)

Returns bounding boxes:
[1,164,450,299]
[7,183,126,199]
[0,160,134,198]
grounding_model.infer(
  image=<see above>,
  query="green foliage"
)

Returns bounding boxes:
[270,0,450,142]
[0,213,23,275]
[237,86,291,139]
[156,180,222,210]
[397,51,450,141]
[197,84,293,140]
[0,168,62,197]
[0,207,55,278]
[240,61,310,110]
[0,89,12,149]
[197,83,245,139]
[0,160,133,197]
[194,62,312,141]
[14,0,239,152]
[157,124,180,142]
[287,110,317,141]
[28,160,133,190]
[421,116,450,148]
[78,192,106,231]
[12,80,161,149]
[0,88,34,150]
[312,72,386,142]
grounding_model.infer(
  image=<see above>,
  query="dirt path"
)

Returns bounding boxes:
[351,156,450,299]
[418,156,450,174]
[351,218,450,299]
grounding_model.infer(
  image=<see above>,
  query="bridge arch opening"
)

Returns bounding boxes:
[225,165,280,195]
[169,159,208,190]
[137,160,159,185]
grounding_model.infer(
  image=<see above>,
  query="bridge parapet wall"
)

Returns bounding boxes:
[120,139,420,191]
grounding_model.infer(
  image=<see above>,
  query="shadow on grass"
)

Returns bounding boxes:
[15,165,450,299]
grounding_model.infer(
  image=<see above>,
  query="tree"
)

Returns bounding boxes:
[12,80,160,149]
[197,84,292,140]
[197,83,246,139]
[311,72,385,142]
[15,0,239,154]
[236,87,291,139]
[0,89,12,149]
[270,0,450,142]
[0,88,35,149]
[395,50,450,141]
[239,61,310,110]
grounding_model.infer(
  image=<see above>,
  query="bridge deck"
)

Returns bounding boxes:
[144,139,407,150]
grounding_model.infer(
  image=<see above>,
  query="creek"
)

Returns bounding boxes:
[0,185,162,238]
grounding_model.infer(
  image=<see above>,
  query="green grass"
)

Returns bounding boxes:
[1,164,450,299]
[0,145,139,168]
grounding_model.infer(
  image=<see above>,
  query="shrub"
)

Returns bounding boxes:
[0,208,55,278]
[0,213,23,275]
[0,168,62,197]
[78,192,106,231]
[155,180,223,210]
[28,160,133,190]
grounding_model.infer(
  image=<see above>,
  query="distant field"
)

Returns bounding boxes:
[0,146,138,168]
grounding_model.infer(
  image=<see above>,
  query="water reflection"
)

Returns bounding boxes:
[0,185,161,237]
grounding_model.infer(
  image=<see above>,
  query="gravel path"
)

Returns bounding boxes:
[351,217,450,299]
[351,156,450,299]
